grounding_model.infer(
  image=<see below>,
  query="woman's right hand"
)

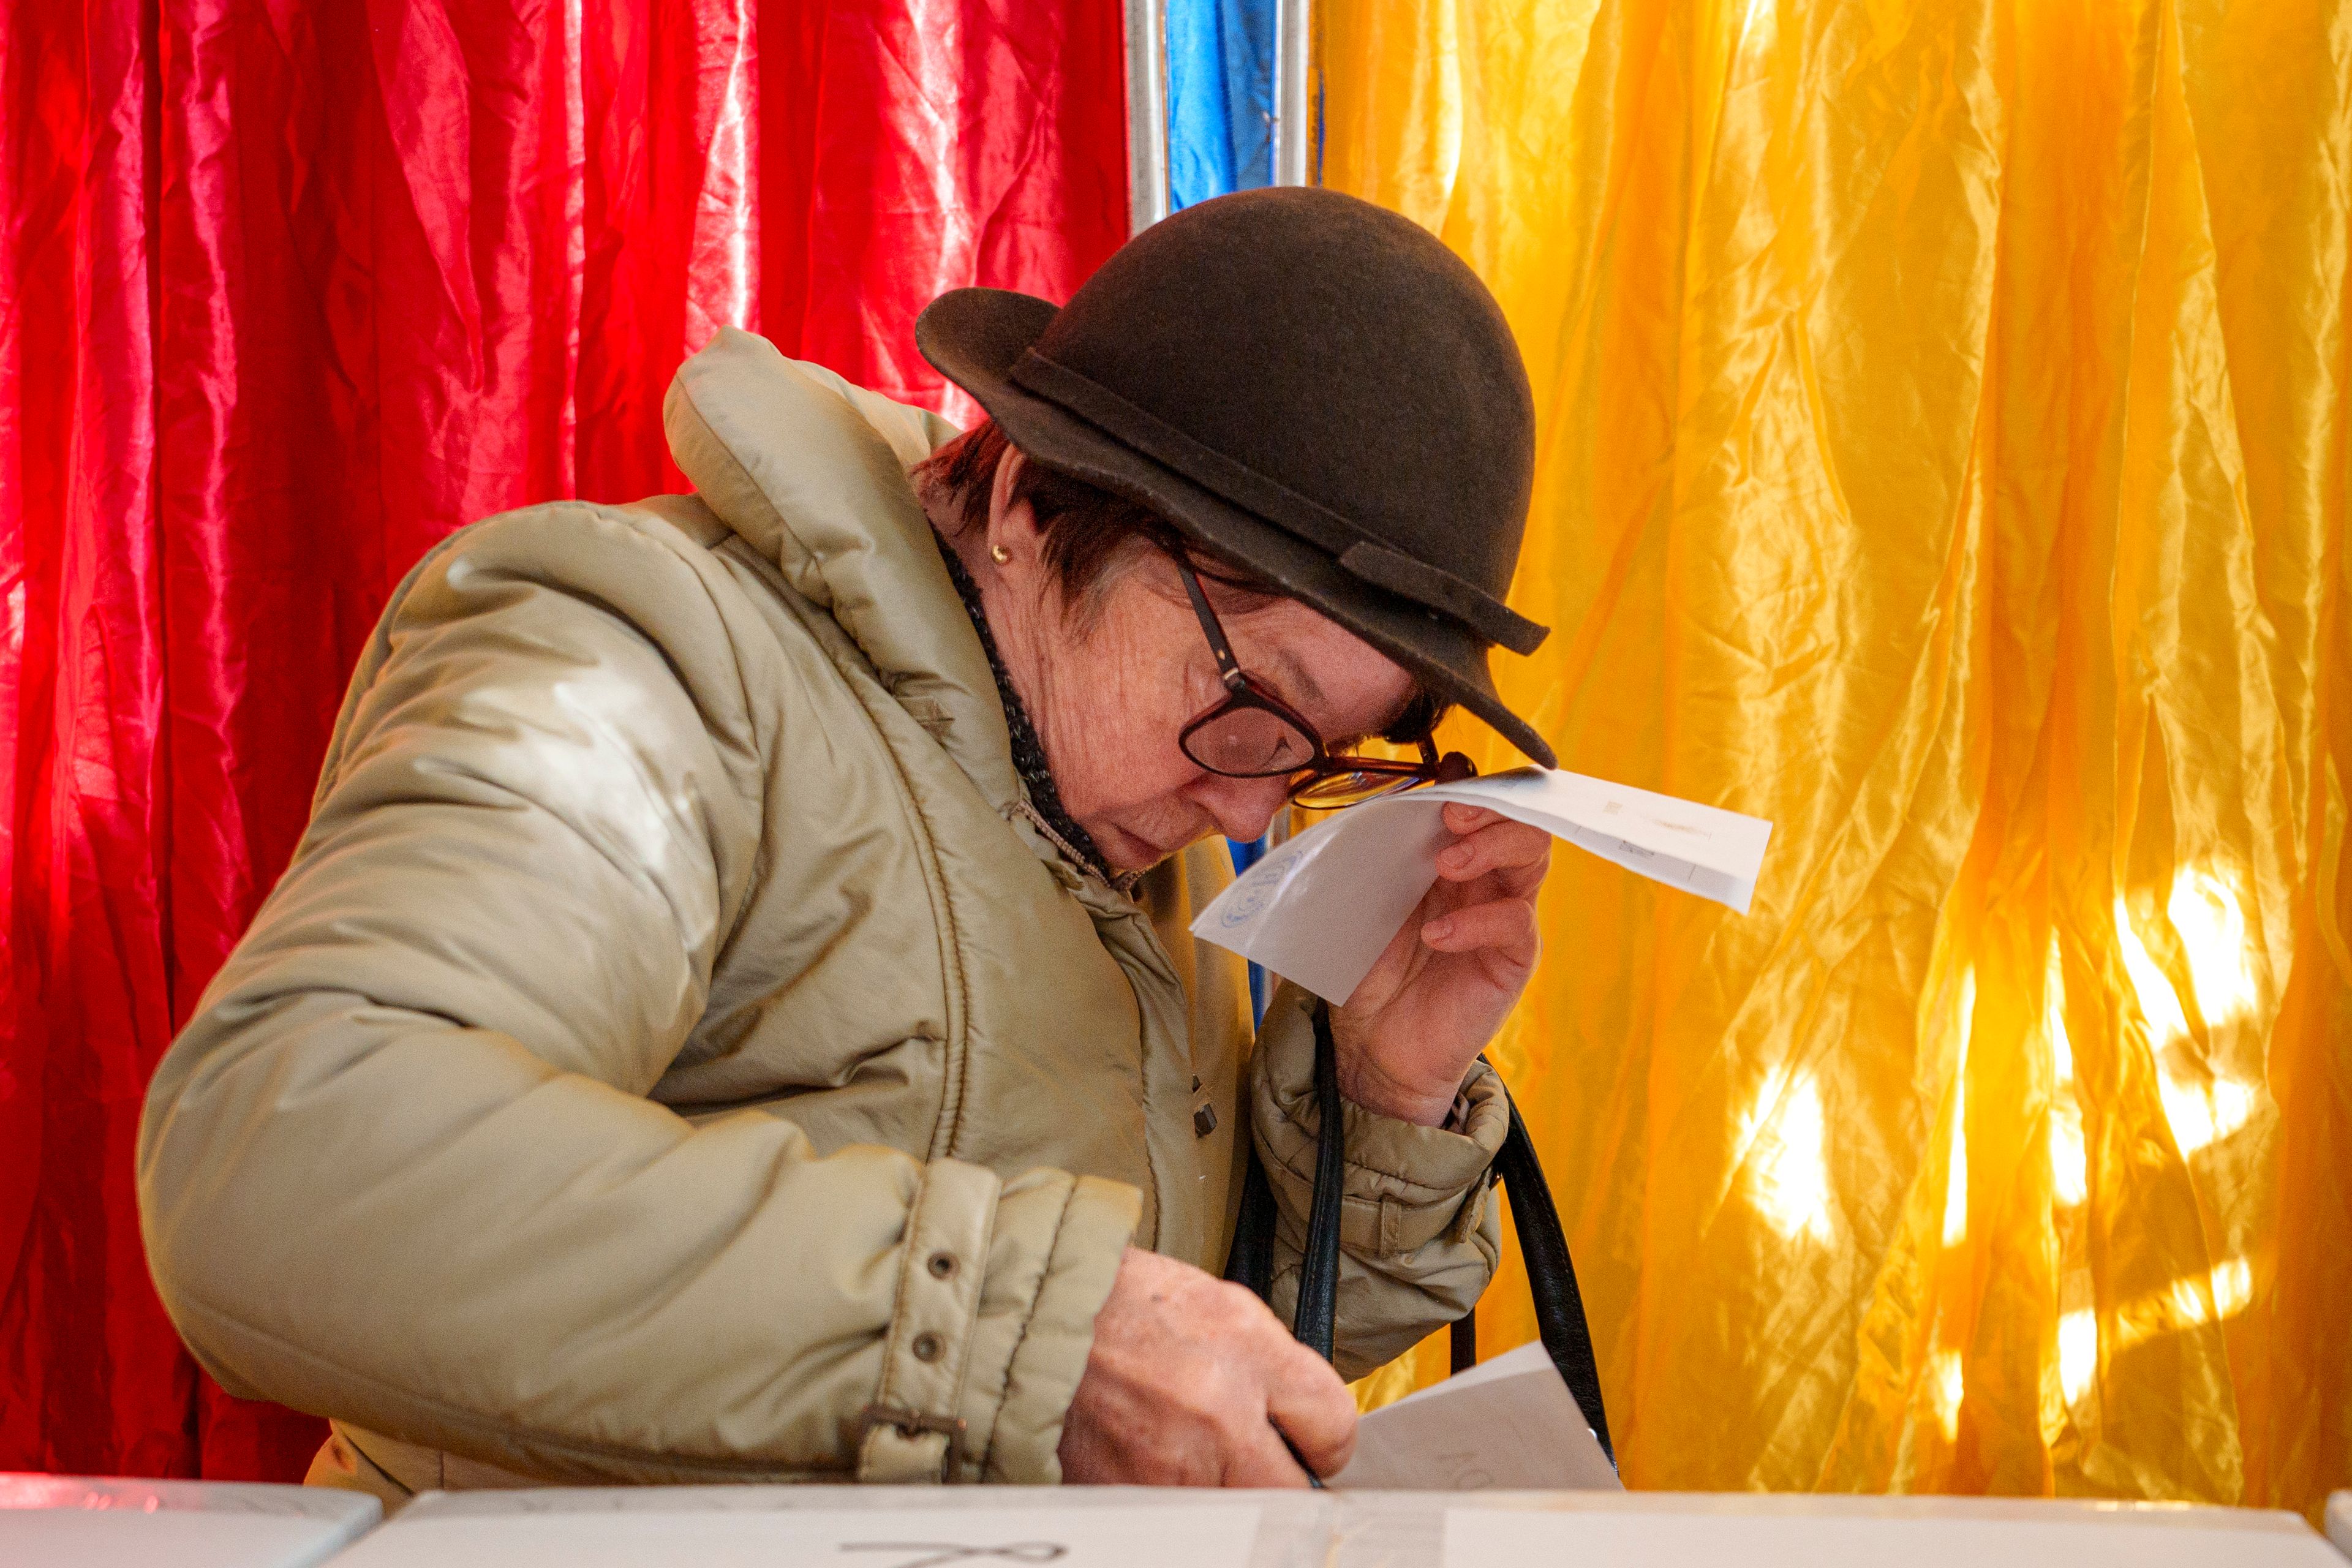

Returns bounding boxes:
[1057,1247,1357,1486]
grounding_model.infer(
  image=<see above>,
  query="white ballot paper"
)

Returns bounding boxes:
[1332,1341,1619,1493]
[1193,768,1774,1003]
[1442,1503,2347,1568]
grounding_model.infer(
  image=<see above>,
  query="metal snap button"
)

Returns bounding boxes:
[927,1251,957,1280]
[911,1332,944,1363]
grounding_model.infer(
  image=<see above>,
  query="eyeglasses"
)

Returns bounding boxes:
[1174,560,1444,809]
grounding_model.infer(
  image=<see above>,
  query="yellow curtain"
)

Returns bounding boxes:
[1321,0,2352,1517]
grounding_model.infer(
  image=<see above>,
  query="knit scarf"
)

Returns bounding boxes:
[935,538,1115,883]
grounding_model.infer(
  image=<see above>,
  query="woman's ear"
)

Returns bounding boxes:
[984,447,1043,567]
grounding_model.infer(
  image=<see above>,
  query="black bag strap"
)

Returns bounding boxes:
[1491,1088,1614,1461]
[1224,1143,1278,1299]
[1289,1000,1350,1360]
[1229,1000,1616,1467]
[1221,1007,1345,1365]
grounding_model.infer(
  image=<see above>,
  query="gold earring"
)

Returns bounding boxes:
[990,544,1012,564]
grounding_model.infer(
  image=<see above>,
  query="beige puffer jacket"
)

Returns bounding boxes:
[137,328,1506,1501]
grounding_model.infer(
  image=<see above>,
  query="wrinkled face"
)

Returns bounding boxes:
[971,459,1418,874]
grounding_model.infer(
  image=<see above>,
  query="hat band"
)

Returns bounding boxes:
[1008,349,1547,656]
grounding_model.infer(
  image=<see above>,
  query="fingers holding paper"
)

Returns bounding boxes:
[1431,801,1550,908]
[1330,802,1550,1126]
[1191,768,1774,1109]
[1058,1248,1356,1488]
[1419,893,1539,957]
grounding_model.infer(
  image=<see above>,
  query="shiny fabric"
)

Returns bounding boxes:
[1322,0,2352,1519]
[1,0,1125,1479]
[1167,0,1276,209]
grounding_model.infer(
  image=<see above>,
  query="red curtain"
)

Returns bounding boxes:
[0,0,1128,1480]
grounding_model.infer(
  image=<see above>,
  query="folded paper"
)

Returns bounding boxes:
[1332,1341,1619,1492]
[1193,768,1774,1003]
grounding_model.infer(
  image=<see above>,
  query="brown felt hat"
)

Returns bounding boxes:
[916,186,1555,769]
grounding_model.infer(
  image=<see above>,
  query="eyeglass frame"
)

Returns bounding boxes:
[1172,558,1443,806]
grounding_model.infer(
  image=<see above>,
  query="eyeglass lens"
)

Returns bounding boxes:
[1182,704,1317,777]
[1291,769,1421,809]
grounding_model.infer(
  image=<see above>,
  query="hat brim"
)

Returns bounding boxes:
[918,287,1558,771]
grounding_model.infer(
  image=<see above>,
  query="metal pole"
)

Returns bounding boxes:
[1272,0,1311,186]
[1124,0,1170,232]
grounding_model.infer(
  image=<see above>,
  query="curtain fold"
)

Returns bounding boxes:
[0,0,1126,1479]
[1167,0,1276,210]
[1323,0,2352,1518]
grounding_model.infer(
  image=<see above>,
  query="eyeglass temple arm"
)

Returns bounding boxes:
[1177,562,1248,688]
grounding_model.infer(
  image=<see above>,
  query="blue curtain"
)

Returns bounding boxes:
[1166,0,1275,211]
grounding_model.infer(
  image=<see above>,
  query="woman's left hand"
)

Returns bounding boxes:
[1329,802,1550,1126]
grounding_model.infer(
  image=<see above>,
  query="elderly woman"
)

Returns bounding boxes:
[137,188,1559,1502]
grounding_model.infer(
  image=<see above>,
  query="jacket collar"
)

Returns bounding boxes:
[662,330,1150,907]
[662,328,1023,812]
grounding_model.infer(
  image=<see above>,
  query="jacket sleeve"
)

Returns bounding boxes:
[1248,984,1506,1380]
[136,502,1138,1487]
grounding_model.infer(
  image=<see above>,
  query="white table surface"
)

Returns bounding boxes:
[0,1472,379,1568]
[305,1482,2341,1568]
[330,1483,1330,1568]
[1338,1491,2340,1568]
[5,1474,2339,1567]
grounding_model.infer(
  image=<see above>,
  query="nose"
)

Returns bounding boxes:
[1191,774,1292,846]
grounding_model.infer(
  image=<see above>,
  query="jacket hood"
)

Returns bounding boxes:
[662,328,1022,815]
